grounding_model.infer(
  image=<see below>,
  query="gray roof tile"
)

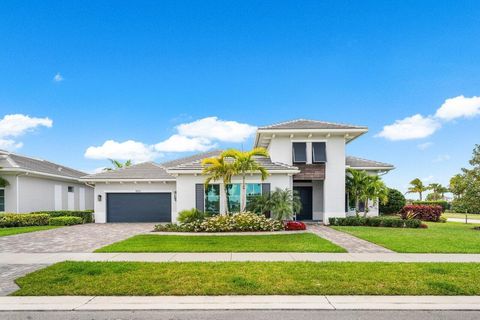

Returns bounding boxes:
[259,119,367,130]
[346,156,394,169]
[81,162,173,180]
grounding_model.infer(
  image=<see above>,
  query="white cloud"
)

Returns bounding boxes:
[0,114,52,150]
[433,154,451,163]
[84,140,159,163]
[435,95,480,121]
[177,117,257,143]
[422,175,435,182]
[53,73,64,82]
[154,134,215,152]
[417,142,433,150]
[376,114,441,141]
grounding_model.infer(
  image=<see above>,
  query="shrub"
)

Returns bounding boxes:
[177,208,205,224]
[49,216,83,226]
[31,210,94,223]
[411,201,449,212]
[380,188,406,215]
[400,205,442,222]
[405,219,421,228]
[155,212,284,232]
[420,223,429,229]
[328,216,421,228]
[0,213,50,228]
[284,221,306,230]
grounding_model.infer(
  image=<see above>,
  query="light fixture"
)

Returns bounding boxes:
[97,195,102,202]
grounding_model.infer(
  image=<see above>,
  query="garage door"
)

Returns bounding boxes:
[107,193,171,222]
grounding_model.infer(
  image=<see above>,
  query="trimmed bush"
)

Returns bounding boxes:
[0,213,50,228]
[411,201,449,212]
[400,205,442,222]
[328,216,421,228]
[31,210,94,223]
[177,208,205,224]
[48,216,83,226]
[155,212,284,232]
[284,221,307,231]
[380,188,406,215]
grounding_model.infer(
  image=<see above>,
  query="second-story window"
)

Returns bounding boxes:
[292,142,307,163]
[312,142,327,163]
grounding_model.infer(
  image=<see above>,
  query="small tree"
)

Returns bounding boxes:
[201,155,236,215]
[245,194,272,216]
[269,188,302,221]
[450,144,480,213]
[406,178,427,200]
[103,159,132,171]
[379,188,406,215]
[346,168,369,215]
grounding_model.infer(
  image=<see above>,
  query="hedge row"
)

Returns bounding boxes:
[0,214,50,228]
[328,216,422,228]
[30,210,94,223]
[411,201,449,212]
[400,205,443,222]
[49,216,83,226]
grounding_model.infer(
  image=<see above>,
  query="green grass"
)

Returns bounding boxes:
[0,226,60,237]
[443,212,480,220]
[13,261,480,296]
[332,222,480,253]
[95,233,346,253]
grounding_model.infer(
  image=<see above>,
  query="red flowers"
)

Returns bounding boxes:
[284,221,307,230]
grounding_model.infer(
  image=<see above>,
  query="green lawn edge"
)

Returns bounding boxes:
[13,261,480,296]
[95,233,346,253]
[0,226,61,237]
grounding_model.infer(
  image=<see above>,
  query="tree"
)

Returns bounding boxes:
[221,148,269,212]
[270,188,302,220]
[379,188,406,215]
[346,168,369,214]
[362,175,388,217]
[451,144,480,213]
[103,159,132,171]
[406,178,427,200]
[201,154,236,215]
[0,167,9,187]
[245,193,272,216]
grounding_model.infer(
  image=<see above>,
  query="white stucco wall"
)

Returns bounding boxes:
[92,181,176,223]
[1,174,18,213]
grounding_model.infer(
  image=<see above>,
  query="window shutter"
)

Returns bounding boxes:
[312,142,327,163]
[261,183,270,196]
[292,142,307,163]
[195,184,205,212]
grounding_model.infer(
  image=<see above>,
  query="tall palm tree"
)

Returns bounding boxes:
[201,154,236,214]
[406,178,427,200]
[346,168,369,214]
[221,148,269,212]
[103,159,132,171]
[363,175,389,217]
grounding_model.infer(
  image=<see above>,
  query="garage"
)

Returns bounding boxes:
[106,193,171,222]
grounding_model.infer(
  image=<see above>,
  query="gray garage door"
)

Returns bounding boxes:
[107,193,171,222]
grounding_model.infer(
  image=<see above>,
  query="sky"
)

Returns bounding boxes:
[0,1,479,197]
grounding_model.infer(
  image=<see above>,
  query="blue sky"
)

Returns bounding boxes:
[1,1,479,196]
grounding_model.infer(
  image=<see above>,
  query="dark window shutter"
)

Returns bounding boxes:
[312,142,327,163]
[292,142,307,163]
[261,183,270,196]
[195,184,205,212]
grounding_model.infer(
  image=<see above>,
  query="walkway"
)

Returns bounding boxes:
[2,295,480,310]
[309,225,393,253]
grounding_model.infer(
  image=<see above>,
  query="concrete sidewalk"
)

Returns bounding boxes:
[1,295,480,310]
[3,252,480,263]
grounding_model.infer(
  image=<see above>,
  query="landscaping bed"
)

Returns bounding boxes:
[0,210,93,229]
[13,261,480,296]
[332,222,480,253]
[95,233,345,253]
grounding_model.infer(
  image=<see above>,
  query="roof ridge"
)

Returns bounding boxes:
[161,150,223,168]
[259,118,367,129]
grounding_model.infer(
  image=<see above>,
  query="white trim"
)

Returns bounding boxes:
[346,166,395,170]
[79,187,86,211]
[80,178,176,183]
[168,170,299,174]
[0,168,82,183]
[54,185,62,210]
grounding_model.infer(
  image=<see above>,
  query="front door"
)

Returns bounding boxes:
[293,186,313,220]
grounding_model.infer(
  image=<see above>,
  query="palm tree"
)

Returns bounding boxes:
[346,168,369,214]
[269,188,302,220]
[406,178,427,200]
[362,175,389,217]
[103,159,132,171]
[221,148,270,212]
[201,154,236,214]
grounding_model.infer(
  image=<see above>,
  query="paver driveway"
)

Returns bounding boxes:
[0,223,154,253]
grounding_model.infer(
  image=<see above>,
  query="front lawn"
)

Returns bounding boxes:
[13,261,480,296]
[332,222,480,253]
[95,233,346,253]
[0,226,60,237]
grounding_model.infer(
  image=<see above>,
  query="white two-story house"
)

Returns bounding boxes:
[81,119,394,223]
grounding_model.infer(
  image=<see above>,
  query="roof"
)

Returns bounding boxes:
[81,162,173,180]
[346,156,394,170]
[0,150,87,179]
[258,119,367,130]
[161,150,222,168]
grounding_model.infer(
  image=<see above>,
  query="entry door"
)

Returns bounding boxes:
[293,186,313,220]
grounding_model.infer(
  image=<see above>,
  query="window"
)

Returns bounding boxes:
[0,189,4,212]
[292,142,307,163]
[226,184,241,213]
[312,142,327,163]
[68,186,74,193]
[246,183,262,207]
[205,184,220,215]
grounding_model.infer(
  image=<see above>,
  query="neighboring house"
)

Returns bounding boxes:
[0,150,94,213]
[81,119,394,223]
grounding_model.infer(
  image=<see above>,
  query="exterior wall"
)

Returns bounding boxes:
[176,173,292,222]
[93,181,176,223]
[0,173,93,213]
[267,137,293,165]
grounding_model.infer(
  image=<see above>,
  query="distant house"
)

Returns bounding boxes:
[82,119,394,224]
[0,150,94,213]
